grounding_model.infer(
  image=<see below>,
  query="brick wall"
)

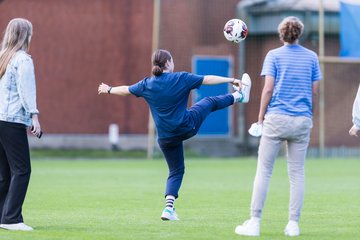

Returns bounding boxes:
[1,0,357,148]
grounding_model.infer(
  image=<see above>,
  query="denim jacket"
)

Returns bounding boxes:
[0,50,39,127]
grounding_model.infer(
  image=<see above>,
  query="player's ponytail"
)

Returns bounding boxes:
[151,49,172,76]
[152,65,163,76]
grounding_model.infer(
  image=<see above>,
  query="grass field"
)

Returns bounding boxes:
[0,157,359,240]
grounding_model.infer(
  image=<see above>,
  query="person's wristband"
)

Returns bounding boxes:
[107,86,112,94]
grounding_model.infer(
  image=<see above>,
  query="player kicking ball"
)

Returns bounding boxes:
[98,49,251,221]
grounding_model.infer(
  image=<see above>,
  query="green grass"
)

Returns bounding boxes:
[29,149,202,159]
[30,149,149,159]
[1,157,359,239]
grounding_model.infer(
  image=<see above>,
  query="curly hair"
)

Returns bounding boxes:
[278,16,304,44]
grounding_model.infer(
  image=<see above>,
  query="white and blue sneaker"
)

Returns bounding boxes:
[161,207,179,221]
[233,73,252,103]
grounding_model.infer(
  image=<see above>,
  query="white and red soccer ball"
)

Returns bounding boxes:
[223,19,248,43]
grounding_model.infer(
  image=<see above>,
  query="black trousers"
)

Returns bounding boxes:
[0,120,31,224]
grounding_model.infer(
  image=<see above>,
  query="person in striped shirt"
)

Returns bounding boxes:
[349,85,360,137]
[235,16,322,237]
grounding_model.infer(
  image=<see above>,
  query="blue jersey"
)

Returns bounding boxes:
[261,44,322,118]
[129,72,203,138]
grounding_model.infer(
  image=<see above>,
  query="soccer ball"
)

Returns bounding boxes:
[223,19,248,43]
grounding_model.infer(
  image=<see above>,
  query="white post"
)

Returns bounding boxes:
[147,0,161,159]
[109,123,119,151]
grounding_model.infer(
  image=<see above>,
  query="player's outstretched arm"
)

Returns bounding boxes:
[98,82,131,96]
[202,75,240,86]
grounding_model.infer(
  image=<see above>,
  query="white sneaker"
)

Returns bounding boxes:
[284,220,300,237]
[160,207,179,221]
[248,122,263,137]
[235,218,260,236]
[233,73,252,103]
[0,223,33,231]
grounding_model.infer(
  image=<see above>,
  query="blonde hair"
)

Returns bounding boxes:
[278,16,304,44]
[0,18,33,78]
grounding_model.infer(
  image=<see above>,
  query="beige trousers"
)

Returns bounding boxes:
[250,114,312,222]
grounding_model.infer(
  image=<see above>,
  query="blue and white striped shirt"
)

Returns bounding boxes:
[261,44,322,118]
